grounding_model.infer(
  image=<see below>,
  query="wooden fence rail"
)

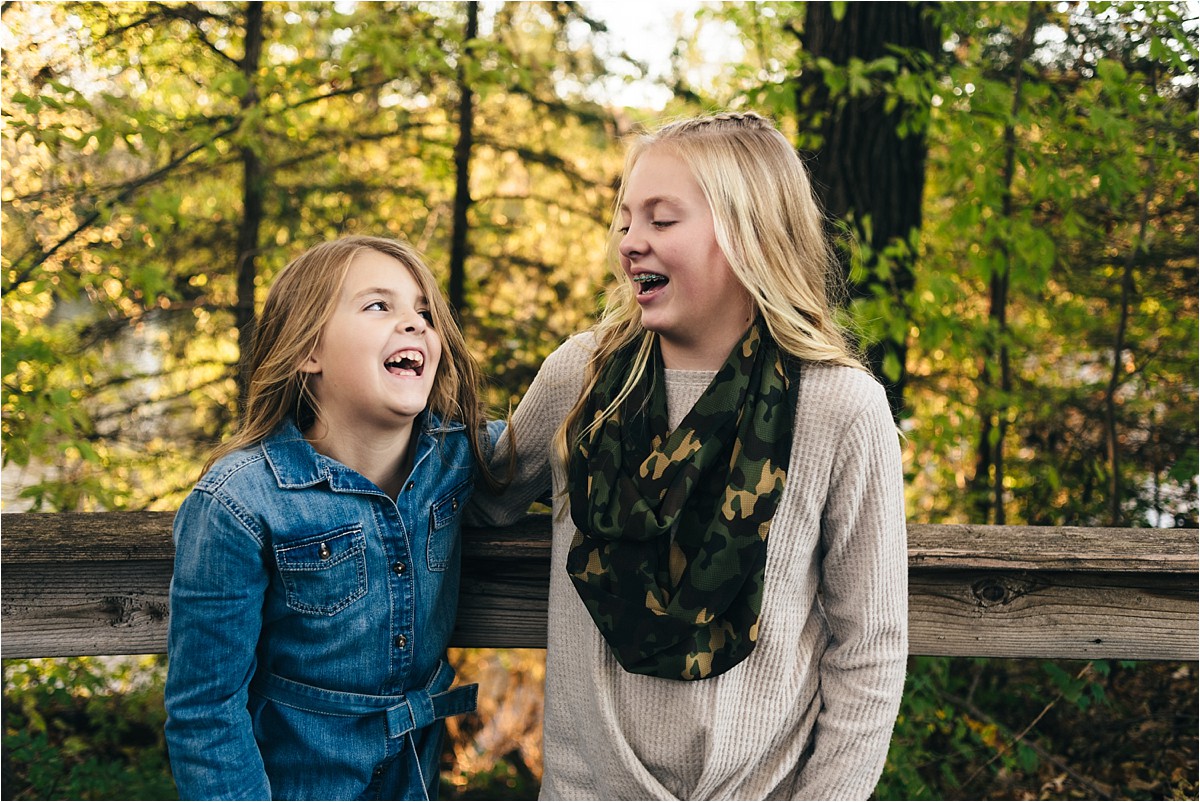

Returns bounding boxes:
[2,513,1196,662]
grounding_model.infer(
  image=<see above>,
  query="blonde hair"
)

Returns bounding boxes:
[205,235,506,490]
[555,111,864,464]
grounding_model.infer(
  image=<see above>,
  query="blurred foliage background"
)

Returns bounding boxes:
[2,1,1196,799]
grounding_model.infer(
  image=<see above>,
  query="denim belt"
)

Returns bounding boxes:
[250,660,477,739]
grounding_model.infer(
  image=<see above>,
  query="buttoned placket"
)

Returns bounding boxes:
[377,426,440,694]
[373,493,416,691]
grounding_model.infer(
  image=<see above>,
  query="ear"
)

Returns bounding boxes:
[298,351,321,375]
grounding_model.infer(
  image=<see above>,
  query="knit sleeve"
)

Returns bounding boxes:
[465,335,590,527]
[791,382,908,801]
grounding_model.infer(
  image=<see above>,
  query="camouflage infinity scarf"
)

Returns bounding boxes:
[566,320,798,680]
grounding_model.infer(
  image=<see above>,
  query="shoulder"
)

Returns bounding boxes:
[797,362,886,408]
[531,331,595,391]
[429,420,478,473]
[190,444,282,527]
[793,362,892,438]
[545,331,596,371]
[177,446,272,544]
[195,445,270,495]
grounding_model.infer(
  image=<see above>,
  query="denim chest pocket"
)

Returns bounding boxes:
[273,525,368,616]
[428,479,470,572]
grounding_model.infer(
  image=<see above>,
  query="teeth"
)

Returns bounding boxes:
[399,350,423,366]
[384,349,424,372]
[634,273,668,295]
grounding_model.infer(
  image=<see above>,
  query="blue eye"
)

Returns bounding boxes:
[617,226,630,235]
[364,300,388,311]
[419,310,434,324]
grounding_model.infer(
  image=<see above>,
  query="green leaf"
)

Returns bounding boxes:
[1016,743,1038,773]
[883,351,903,382]
[1168,450,1199,483]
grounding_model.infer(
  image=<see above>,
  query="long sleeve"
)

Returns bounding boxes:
[467,337,588,528]
[791,383,908,800]
[165,489,271,801]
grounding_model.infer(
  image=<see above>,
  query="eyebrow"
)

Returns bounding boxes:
[350,286,429,306]
[618,195,683,214]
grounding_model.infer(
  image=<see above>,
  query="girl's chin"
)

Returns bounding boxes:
[639,320,688,349]
[637,316,669,336]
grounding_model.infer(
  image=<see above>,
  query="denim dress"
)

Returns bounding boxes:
[165,416,495,800]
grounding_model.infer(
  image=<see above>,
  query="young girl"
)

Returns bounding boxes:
[165,235,502,800]
[470,112,908,799]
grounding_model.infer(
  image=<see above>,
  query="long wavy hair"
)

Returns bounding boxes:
[205,235,507,490]
[555,111,865,465]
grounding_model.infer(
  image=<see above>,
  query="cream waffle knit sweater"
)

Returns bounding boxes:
[469,333,908,800]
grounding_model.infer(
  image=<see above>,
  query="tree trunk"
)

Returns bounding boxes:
[797,1,941,418]
[1105,68,1158,526]
[234,1,265,411]
[970,7,1037,525]
[449,1,478,319]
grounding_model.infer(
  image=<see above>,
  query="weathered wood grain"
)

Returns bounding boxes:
[906,523,1196,573]
[909,570,1197,660]
[2,513,1196,660]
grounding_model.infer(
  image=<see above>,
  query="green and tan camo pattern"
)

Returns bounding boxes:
[567,321,798,680]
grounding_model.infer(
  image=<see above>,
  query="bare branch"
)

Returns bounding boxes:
[2,120,241,298]
[149,2,240,66]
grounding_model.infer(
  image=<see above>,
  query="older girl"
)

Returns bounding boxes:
[471,112,908,800]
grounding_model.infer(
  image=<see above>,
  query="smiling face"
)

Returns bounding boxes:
[300,248,443,440]
[618,147,754,370]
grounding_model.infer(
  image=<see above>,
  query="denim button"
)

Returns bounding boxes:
[394,634,407,648]
[392,561,405,575]
[318,542,331,559]
[406,481,415,491]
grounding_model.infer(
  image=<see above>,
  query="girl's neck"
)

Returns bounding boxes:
[658,324,749,371]
[660,343,725,371]
[303,418,417,500]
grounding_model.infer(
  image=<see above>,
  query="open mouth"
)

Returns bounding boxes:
[633,272,669,295]
[384,349,425,377]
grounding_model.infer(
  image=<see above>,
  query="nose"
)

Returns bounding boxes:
[618,223,645,261]
[399,310,427,334]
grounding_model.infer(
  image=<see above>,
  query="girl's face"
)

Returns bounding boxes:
[301,249,442,438]
[617,148,753,370]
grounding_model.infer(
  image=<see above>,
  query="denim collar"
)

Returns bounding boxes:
[262,414,466,493]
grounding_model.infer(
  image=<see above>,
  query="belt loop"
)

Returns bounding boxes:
[385,689,440,739]
[408,688,436,731]
[385,701,415,739]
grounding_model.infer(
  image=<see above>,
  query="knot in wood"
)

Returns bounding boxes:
[972,578,1012,607]
[101,596,138,626]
